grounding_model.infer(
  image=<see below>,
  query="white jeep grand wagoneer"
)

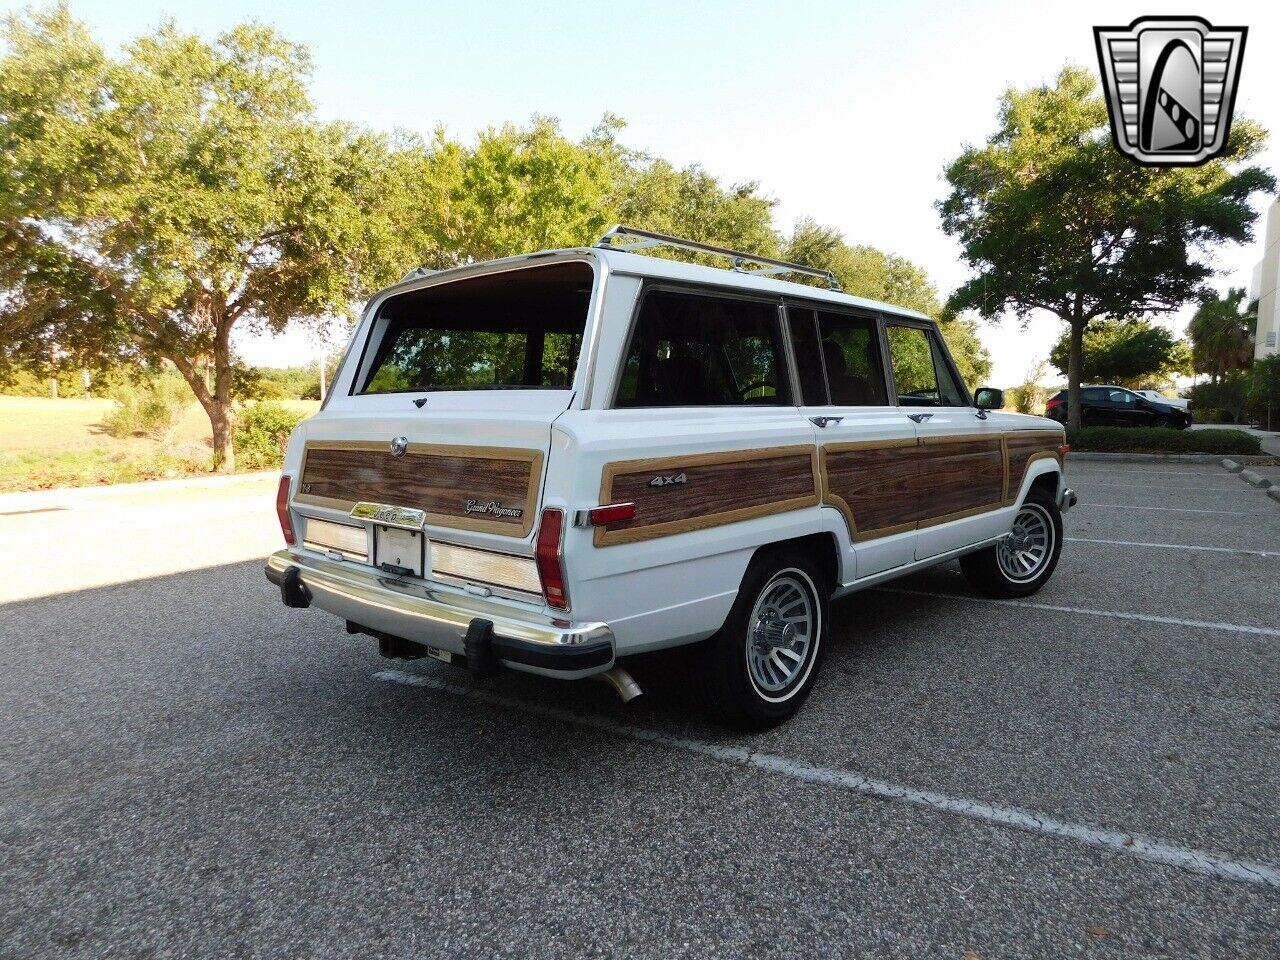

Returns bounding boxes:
[266,226,1075,726]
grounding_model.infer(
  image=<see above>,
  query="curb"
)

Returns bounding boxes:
[0,470,279,512]
[1240,470,1273,489]
[1269,488,1280,505]
[1222,459,1243,473]
[1067,452,1276,464]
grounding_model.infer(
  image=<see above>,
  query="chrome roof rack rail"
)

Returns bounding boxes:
[398,266,438,283]
[595,225,841,291]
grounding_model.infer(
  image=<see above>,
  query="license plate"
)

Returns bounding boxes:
[426,646,452,664]
[374,525,425,577]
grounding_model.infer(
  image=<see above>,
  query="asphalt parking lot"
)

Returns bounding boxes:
[2,460,1277,958]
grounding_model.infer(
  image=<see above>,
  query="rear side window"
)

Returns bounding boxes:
[616,289,790,407]
[358,261,593,394]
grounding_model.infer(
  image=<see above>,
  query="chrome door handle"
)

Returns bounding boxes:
[907,413,933,423]
[809,416,844,428]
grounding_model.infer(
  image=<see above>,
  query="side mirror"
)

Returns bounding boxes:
[974,387,1004,410]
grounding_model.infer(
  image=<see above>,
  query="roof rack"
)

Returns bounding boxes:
[596,225,841,291]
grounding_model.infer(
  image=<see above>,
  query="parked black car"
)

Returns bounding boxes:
[1045,385,1192,429]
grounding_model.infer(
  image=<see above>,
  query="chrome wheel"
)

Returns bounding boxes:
[998,503,1055,583]
[746,571,817,699]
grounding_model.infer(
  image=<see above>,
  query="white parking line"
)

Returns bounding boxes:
[1066,536,1280,558]
[1075,482,1254,493]
[874,587,1280,637]
[1068,469,1226,478]
[1079,503,1269,516]
[373,669,1280,889]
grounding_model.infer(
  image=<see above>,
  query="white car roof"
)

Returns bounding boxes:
[374,246,936,324]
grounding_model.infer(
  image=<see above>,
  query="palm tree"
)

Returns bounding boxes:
[1188,289,1256,383]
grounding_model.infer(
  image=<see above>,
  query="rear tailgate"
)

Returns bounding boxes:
[290,392,566,545]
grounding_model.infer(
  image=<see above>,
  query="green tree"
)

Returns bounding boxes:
[0,7,420,469]
[1187,288,1256,382]
[938,66,1273,431]
[784,219,992,387]
[1247,354,1280,430]
[1047,319,1189,387]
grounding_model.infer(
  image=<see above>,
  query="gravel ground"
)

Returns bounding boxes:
[1,461,1277,958]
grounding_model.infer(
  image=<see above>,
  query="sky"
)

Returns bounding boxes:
[8,0,1278,385]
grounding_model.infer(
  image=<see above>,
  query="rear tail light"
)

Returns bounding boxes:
[535,508,569,610]
[1057,444,1071,457]
[276,474,296,545]
[1045,397,1064,410]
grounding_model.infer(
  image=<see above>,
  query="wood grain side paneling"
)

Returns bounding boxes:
[595,446,820,546]
[296,441,543,538]
[915,435,1006,528]
[1005,431,1064,500]
[822,439,920,541]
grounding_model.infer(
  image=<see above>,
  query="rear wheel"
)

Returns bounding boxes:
[703,548,829,729]
[960,487,1063,598]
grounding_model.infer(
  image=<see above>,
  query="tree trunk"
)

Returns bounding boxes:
[1066,314,1085,432]
[209,402,235,473]
[167,309,236,473]
[210,317,236,472]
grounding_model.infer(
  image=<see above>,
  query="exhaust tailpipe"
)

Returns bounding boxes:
[594,667,642,704]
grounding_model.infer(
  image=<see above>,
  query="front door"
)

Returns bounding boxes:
[882,322,1008,560]
[787,304,918,579]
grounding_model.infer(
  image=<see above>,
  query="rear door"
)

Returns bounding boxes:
[882,321,1008,559]
[787,303,917,578]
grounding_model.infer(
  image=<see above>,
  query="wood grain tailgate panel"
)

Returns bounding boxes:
[596,446,819,546]
[296,441,543,538]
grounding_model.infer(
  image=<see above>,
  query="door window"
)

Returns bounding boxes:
[785,307,829,404]
[1108,389,1136,406]
[886,324,965,407]
[616,289,790,407]
[817,311,889,406]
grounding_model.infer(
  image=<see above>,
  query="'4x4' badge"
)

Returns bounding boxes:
[649,472,687,488]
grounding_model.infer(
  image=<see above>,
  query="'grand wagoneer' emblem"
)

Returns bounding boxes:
[464,499,524,519]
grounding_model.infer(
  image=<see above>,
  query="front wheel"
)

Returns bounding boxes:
[960,488,1064,598]
[702,549,829,729]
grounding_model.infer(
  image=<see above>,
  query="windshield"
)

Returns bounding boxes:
[359,260,594,394]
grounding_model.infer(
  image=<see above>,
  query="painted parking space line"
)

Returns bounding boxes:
[1066,536,1280,558]
[1078,503,1271,516]
[1073,482,1256,493]
[873,586,1280,637]
[373,669,1280,889]
[1067,469,1228,478]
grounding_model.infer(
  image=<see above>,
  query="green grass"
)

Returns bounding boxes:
[0,449,210,492]
[1068,426,1262,456]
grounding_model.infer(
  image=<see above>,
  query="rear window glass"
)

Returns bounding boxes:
[615,289,789,407]
[358,261,593,394]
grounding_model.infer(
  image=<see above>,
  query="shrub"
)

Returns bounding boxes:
[1199,407,1235,424]
[1067,426,1261,455]
[1186,375,1248,424]
[101,376,189,439]
[233,402,306,469]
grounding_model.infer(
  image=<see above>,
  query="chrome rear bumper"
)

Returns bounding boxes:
[265,549,614,679]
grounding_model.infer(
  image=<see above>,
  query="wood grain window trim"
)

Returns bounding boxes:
[594,445,820,547]
[294,440,544,538]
